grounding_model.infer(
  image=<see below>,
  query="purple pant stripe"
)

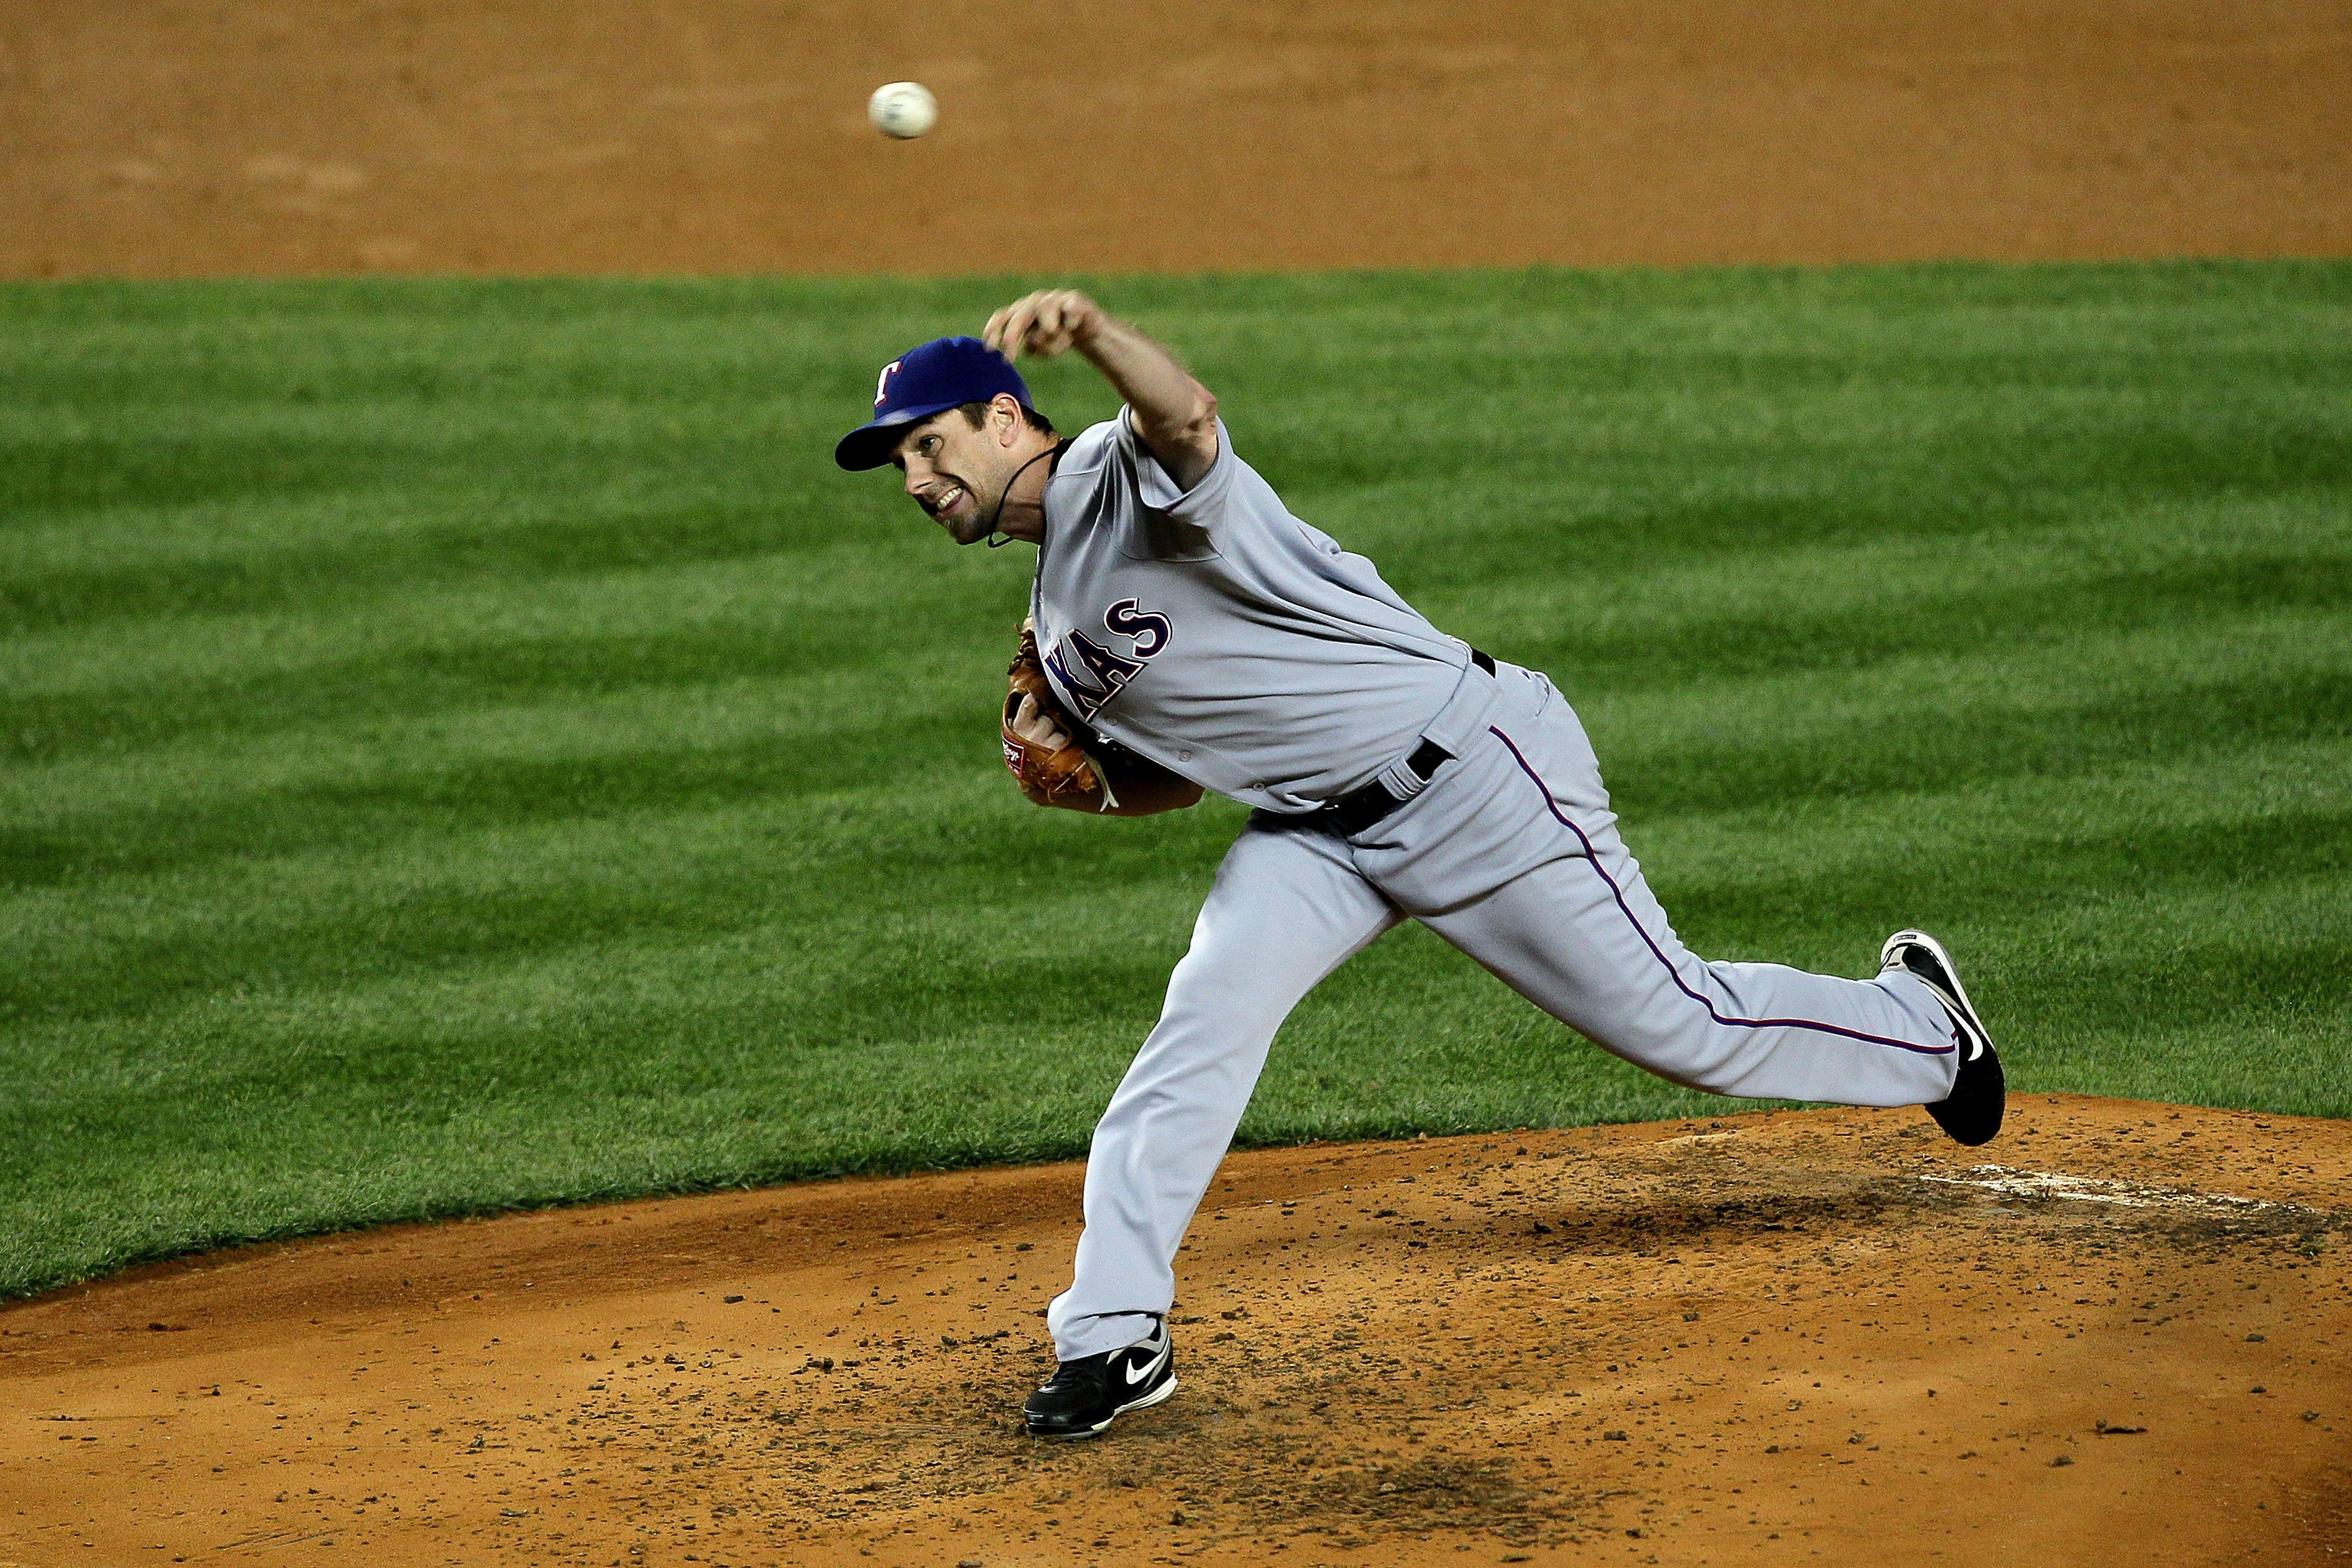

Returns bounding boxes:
[1487,726,1956,1058]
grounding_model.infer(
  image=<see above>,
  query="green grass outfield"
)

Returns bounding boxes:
[3,261,2348,1299]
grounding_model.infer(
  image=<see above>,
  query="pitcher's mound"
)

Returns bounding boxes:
[3,1095,2347,1565]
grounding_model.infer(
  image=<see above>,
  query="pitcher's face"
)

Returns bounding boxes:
[894,402,1018,546]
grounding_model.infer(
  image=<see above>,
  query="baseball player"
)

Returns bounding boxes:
[834,292,2003,1440]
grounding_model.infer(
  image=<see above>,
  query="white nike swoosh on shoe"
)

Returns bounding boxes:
[1123,1342,1168,1385]
[1909,971,1985,1060]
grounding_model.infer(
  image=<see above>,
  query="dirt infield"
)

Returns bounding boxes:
[4,0,2348,278]
[3,1096,2346,1566]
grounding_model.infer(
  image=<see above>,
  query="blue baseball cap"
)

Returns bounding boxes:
[834,336,1033,471]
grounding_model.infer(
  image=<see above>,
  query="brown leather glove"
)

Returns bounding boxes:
[1003,622,1204,817]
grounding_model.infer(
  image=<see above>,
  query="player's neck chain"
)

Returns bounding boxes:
[985,440,1073,547]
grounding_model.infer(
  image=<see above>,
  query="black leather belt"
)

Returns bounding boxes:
[1316,649,1495,836]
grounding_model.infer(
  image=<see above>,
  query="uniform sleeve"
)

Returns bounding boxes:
[1120,407,1236,525]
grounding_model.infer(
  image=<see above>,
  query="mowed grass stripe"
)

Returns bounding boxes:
[11,374,2345,628]
[6,609,2340,885]
[0,643,1012,834]
[0,534,986,697]
[6,490,2342,760]
[0,261,2346,1296]
[0,778,1241,1031]
[15,404,2344,645]
[0,554,998,767]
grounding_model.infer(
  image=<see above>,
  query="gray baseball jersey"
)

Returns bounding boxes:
[1029,410,1473,814]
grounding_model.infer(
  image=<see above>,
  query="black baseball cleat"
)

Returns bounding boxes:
[1881,929,2004,1146]
[1022,1320,1177,1439]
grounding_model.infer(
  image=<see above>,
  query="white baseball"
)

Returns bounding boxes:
[868,82,938,140]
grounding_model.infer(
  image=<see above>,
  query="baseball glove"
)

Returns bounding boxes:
[1003,622,1203,816]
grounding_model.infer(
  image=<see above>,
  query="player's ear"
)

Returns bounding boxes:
[993,393,1024,446]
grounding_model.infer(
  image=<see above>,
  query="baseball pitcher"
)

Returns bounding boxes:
[834,293,2003,1439]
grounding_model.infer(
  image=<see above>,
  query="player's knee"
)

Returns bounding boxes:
[1166,945,1293,1010]
[1151,972,1297,1051]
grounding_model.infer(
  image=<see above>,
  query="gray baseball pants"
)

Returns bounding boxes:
[1046,661,1960,1359]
